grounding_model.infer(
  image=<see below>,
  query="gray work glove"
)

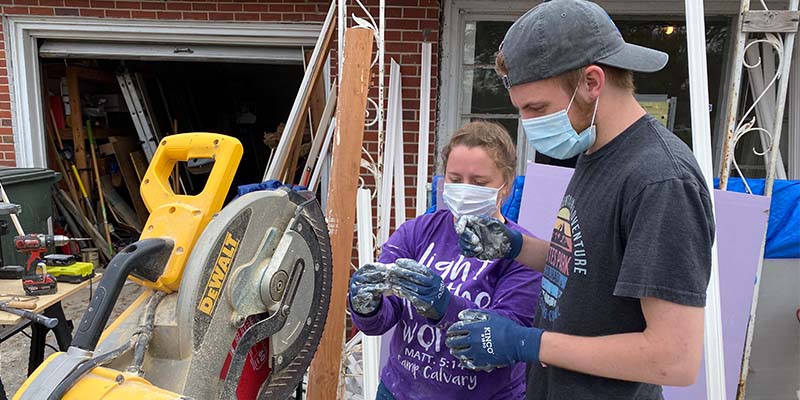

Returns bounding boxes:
[349,263,391,316]
[387,258,451,321]
[455,215,523,260]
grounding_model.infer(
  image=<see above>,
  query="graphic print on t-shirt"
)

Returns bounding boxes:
[392,241,497,391]
[539,194,588,322]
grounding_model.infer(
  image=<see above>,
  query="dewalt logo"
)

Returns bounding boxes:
[198,231,239,316]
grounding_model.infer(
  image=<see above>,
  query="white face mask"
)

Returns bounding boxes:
[442,183,502,218]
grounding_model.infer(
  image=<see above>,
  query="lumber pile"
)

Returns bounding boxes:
[45,66,163,264]
[262,3,337,189]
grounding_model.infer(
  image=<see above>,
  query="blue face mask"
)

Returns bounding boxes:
[521,86,599,160]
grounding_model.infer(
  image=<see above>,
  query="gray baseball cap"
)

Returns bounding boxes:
[499,0,668,88]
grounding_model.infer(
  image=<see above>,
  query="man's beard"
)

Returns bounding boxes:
[568,97,595,133]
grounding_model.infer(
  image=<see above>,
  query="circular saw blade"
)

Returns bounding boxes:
[257,189,332,400]
[175,187,332,400]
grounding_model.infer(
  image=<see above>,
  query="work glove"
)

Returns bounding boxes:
[455,215,523,260]
[387,258,451,321]
[445,309,543,372]
[349,263,391,316]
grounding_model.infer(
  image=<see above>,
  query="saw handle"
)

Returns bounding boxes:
[0,304,57,328]
[71,238,174,351]
[141,133,242,212]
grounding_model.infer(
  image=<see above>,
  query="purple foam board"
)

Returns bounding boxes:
[663,190,770,400]
[518,162,771,399]
[517,163,574,239]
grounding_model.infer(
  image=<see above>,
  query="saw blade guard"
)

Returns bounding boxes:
[172,187,332,399]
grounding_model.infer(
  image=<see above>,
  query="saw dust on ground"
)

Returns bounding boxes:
[0,279,141,398]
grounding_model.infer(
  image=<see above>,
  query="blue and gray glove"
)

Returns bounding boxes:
[349,263,391,316]
[445,309,543,372]
[388,258,451,321]
[455,215,523,260]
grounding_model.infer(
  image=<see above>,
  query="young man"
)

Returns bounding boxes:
[444,1,715,399]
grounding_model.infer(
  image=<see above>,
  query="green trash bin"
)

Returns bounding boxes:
[0,167,60,269]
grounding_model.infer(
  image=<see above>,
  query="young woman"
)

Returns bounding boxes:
[348,121,542,399]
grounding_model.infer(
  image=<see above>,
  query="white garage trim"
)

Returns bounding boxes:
[38,41,305,64]
[3,16,322,167]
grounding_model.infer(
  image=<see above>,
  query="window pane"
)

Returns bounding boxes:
[464,21,514,66]
[464,21,476,65]
[462,67,516,114]
[617,21,730,149]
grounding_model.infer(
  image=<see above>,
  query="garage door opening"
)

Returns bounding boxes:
[40,57,305,251]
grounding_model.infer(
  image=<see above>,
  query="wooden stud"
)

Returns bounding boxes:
[300,81,337,187]
[101,176,142,233]
[109,136,150,225]
[66,67,91,198]
[54,190,86,240]
[307,50,328,141]
[86,122,114,256]
[45,104,81,210]
[53,188,112,261]
[130,151,149,183]
[306,27,374,400]
[71,66,116,83]
[58,127,114,140]
[264,2,336,181]
[284,49,327,184]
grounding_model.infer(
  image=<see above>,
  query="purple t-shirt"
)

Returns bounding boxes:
[350,210,542,400]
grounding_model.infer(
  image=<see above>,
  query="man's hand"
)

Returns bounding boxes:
[349,263,391,316]
[387,258,451,320]
[455,215,523,260]
[446,309,543,371]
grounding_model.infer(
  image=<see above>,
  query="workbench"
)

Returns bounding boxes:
[0,274,100,376]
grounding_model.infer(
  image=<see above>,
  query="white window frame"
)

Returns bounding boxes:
[439,0,750,175]
[460,16,530,174]
[439,0,533,174]
[3,16,323,168]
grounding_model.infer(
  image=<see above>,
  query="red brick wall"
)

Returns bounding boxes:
[0,1,440,225]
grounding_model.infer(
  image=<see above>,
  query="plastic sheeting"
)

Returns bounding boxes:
[237,180,307,197]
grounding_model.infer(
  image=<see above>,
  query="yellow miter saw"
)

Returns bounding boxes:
[15,133,332,400]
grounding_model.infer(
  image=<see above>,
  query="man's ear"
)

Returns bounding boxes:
[583,65,605,100]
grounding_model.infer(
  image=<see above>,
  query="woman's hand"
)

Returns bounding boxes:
[349,263,391,316]
[388,258,451,321]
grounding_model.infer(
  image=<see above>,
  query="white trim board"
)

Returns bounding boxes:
[3,16,323,167]
[38,41,305,64]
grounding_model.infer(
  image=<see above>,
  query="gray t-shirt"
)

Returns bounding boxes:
[526,115,715,400]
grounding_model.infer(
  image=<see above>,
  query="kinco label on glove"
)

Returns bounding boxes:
[481,327,495,354]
